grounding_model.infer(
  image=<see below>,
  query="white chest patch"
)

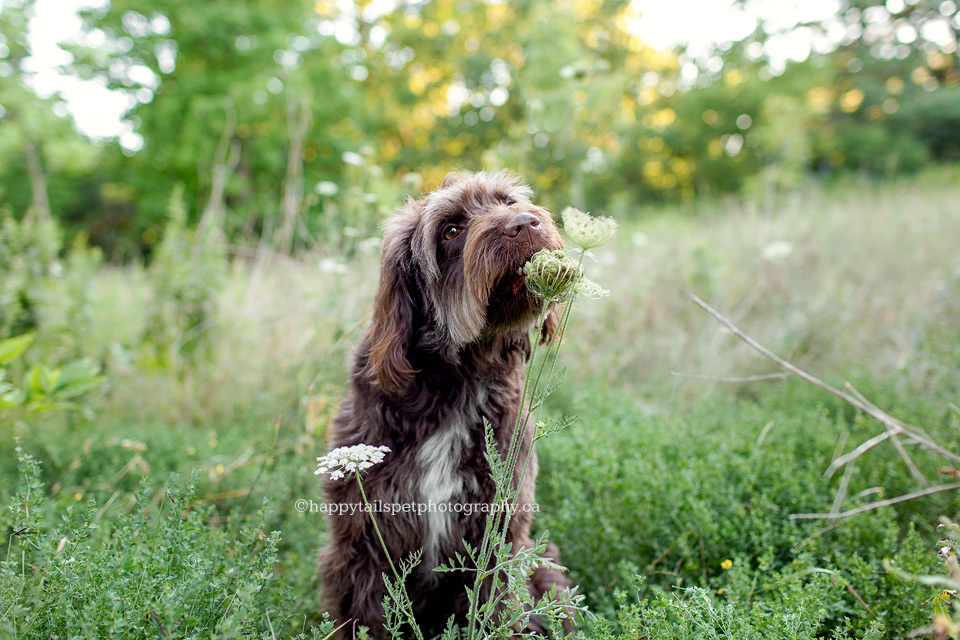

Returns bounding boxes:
[417,416,470,568]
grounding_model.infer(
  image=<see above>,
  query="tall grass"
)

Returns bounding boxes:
[563,166,960,407]
[31,165,955,426]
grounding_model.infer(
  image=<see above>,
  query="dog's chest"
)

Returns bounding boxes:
[415,385,491,566]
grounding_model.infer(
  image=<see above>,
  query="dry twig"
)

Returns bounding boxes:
[690,293,958,521]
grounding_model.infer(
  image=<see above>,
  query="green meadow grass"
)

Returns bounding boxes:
[2,168,959,637]
[539,380,947,637]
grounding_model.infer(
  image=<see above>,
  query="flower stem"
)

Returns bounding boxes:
[356,471,423,640]
[467,248,587,638]
[531,250,583,424]
[357,472,399,580]
[467,298,549,640]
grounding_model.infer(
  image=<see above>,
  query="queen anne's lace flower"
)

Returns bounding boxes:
[523,249,609,302]
[315,444,391,481]
[523,249,582,302]
[573,275,609,299]
[561,207,618,249]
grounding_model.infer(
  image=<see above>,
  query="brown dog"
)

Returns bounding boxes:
[319,171,573,637]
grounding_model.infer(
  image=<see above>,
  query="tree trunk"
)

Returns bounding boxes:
[277,95,311,255]
[24,138,51,223]
[199,99,240,237]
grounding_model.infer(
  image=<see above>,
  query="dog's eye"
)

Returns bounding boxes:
[504,196,516,206]
[442,225,463,241]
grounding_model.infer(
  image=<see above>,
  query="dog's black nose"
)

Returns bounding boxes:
[503,212,541,238]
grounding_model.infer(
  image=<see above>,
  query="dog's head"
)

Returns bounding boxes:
[364,170,562,395]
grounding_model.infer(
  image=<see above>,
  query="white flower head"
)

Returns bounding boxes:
[561,207,618,250]
[574,275,609,299]
[314,181,339,196]
[761,241,793,261]
[315,444,391,481]
[342,151,364,166]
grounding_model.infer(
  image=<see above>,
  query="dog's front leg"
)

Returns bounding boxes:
[319,541,392,640]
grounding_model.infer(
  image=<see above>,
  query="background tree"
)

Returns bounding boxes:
[68,0,365,252]
[0,0,956,255]
[0,0,98,225]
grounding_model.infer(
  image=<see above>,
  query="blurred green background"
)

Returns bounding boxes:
[2,0,958,257]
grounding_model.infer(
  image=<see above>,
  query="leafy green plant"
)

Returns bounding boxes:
[30,232,105,361]
[0,333,104,419]
[885,519,960,639]
[141,185,227,366]
[584,573,887,640]
[537,384,940,638]
[0,446,335,640]
[0,212,61,339]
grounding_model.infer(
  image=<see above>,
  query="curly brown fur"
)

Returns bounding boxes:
[318,171,574,638]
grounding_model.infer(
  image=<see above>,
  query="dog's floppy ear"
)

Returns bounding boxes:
[364,209,419,396]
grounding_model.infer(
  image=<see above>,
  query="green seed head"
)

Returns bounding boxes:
[523,249,582,302]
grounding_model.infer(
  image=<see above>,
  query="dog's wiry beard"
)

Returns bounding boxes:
[465,217,546,337]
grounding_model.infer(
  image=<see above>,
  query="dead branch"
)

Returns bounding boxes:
[690,293,959,520]
[790,483,960,520]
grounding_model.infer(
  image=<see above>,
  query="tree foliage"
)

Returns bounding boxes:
[0,0,957,255]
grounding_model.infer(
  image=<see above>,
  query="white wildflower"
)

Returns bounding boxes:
[316,444,391,481]
[574,275,609,299]
[342,151,364,166]
[761,241,793,261]
[314,181,339,196]
[319,258,348,274]
[561,207,618,250]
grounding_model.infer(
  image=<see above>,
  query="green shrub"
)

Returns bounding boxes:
[538,383,942,637]
[585,574,886,640]
[0,213,108,365]
[30,233,105,362]
[0,213,61,339]
[0,446,333,640]
[0,333,104,428]
[141,186,227,366]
